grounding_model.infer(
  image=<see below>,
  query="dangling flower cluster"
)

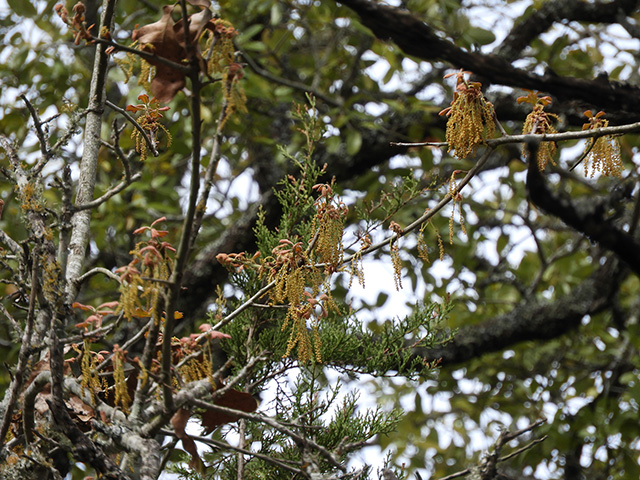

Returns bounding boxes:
[204,20,247,126]
[74,341,107,403]
[173,335,213,385]
[389,221,404,291]
[349,230,371,288]
[581,110,622,178]
[115,217,175,322]
[417,217,444,264]
[311,182,348,270]
[265,239,322,363]
[112,344,131,413]
[206,19,239,76]
[126,94,172,160]
[439,70,496,159]
[518,90,558,171]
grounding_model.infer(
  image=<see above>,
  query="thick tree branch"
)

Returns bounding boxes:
[525,137,640,276]
[497,0,640,61]
[336,0,640,117]
[412,255,626,367]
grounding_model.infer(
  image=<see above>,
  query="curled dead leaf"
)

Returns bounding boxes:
[131,5,216,102]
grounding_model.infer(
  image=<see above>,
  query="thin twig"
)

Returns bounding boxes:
[20,95,53,174]
[189,100,226,249]
[498,435,548,462]
[211,280,276,331]
[392,121,640,150]
[0,229,21,255]
[73,267,122,285]
[159,428,305,474]
[91,36,190,74]
[189,400,346,471]
[0,255,39,449]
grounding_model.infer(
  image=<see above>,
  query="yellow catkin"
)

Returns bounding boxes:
[440,73,496,159]
[522,104,558,171]
[390,239,403,291]
[436,229,445,261]
[582,117,622,178]
[349,249,365,288]
[113,349,131,413]
[417,221,430,264]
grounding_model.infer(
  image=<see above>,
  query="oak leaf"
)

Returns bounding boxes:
[132,6,185,102]
[131,5,214,102]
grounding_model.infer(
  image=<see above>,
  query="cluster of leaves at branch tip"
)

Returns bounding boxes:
[518,90,559,171]
[126,94,172,160]
[114,217,176,323]
[439,70,496,159]
[54,2,93,46]
[582,110,622,178]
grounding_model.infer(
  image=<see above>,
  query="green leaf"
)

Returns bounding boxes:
[7,0,38,17]
[465,26,496,46]
[346,129,362,156]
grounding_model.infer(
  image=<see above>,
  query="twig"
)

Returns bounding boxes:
[392,120,640,150]
[498,435,548,462]
[20,95,53,174]
[158,428,305,474]
[499,417,547,443]
[211,279,276,331]
[342,147,494,264]
[91,36,191,74]
[73,267,122,285]
[189,400,346,472]
[568,137,597,172]
[160,3,205,413]
[0,301,22,336]
[390,140,448,147]
[189,99,226,249]
[65,0,118,302]
[0,229,22,255]
[0,255,39,449]
[435,418,548,480]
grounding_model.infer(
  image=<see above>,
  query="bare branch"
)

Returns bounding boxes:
[65,0,119,302]
[73,172,143,212]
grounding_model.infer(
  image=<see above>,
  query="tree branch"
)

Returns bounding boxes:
[65,0,118,302]
[412,255,625,367]
[496,0,640,61]
[336,0,640,117]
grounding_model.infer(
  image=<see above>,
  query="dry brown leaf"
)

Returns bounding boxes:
[200,389,258,434]
[170,388,258,471]
[171,407,205,473]
[131,5,216,102]
[132,6,186,102]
